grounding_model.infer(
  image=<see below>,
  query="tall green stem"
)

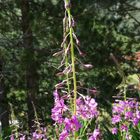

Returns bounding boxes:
[65,0,77,116]
[65,0,77,139]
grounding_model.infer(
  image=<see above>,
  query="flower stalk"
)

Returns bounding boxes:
[64,1,78,139]
[65,0,77,116]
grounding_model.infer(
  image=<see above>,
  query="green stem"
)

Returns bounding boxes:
[63,12,73,110]
[63,13,70,95]
[65,0,77,116]
[80,119,92,136]
[64,43,73,110]
[65,0,77,139]
[124,86,127,101]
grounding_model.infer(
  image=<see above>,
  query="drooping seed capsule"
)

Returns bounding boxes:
[76,39,80,46]
[83,64,93,69]
[72,33,80,46]
[56,72,64,77]
[53,50,63,57]
[88,88,97,95]
[79,51,86,57]
[55,82,64,89]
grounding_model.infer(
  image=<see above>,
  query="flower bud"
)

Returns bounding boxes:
[83,64,93,69]
[64,1,71,9]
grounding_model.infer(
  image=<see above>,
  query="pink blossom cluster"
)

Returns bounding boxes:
[76,96,99,119]
[51,90,99,140]
[111,99,140,135]
[51,90,68,124]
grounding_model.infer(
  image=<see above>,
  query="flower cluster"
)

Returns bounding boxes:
[112,99,140,135]
[76,96,99,119]
[59,115,82,140]
[51,90,68,124]
[51,90,82,139]
[51,90,100,139]
[51,0,100,139]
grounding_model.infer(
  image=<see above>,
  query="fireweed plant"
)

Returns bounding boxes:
[51,0,100,140]
[110,54,140,140]
[9,1,99,140]
[111,85,140,140]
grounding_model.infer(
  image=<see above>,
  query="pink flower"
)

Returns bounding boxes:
[125,111,133,119]
[51,90,68,123]
[120,124,128,132]
[20,135,25,140]
[10,134,15,140]
[89,129,100,140]
[132,117,139,126]
[136,110,140,119]
[112,115,121,124]
[112,127,118,135]
[59,130,69,140]
[76,96,98,119]
[64,115,81,132]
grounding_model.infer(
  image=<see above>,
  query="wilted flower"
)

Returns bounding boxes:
[126,132,132,140]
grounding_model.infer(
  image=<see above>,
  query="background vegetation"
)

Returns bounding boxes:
[0,0,140,138]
